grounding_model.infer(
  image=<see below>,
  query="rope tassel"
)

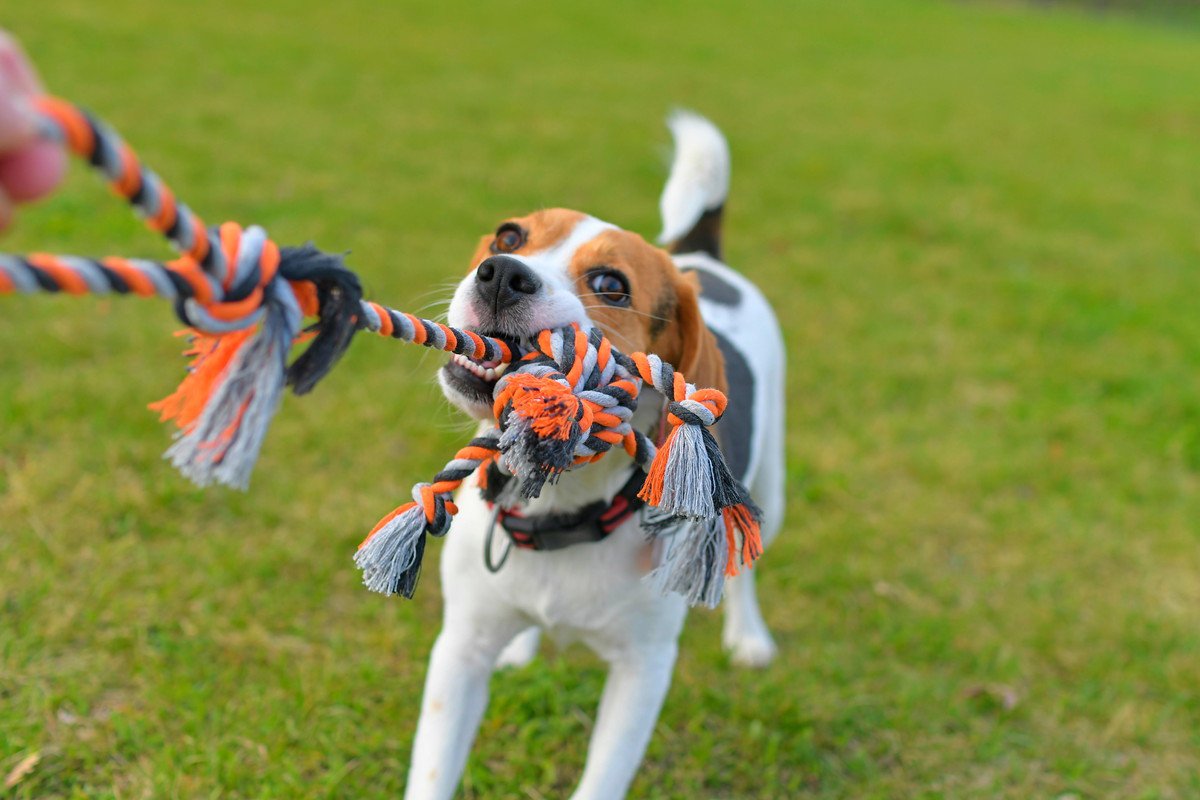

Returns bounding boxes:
[155,281,300,488]
[642,422,718,518]
[354,494,434,598]
[632,353,731,518]
[648,516,729,608]
[628,352,765,595]
[355,434,499,597]
[642,494,762,608]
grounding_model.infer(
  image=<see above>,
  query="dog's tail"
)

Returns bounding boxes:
[658,110,730,260]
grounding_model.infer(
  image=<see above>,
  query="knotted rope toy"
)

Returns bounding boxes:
[1,97,762,606]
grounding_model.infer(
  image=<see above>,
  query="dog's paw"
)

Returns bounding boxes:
[724,628,778,668]
[495,627,540,669]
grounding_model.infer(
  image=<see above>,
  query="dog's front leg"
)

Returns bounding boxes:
[569,642,679,800]
[404,621,523,800]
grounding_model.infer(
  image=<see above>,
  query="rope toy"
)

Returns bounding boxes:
[0,97,762,606]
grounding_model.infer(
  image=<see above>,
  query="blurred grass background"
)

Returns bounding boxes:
[2,0,1199,797]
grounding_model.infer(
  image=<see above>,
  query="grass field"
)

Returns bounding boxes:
[2,1,1200,797]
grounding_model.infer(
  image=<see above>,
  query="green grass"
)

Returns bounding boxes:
[2,0,1200,797]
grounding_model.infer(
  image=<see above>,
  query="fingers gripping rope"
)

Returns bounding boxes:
[2,96,761,605]
[4,98,369,488]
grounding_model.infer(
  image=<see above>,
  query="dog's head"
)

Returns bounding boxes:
[440,208,726,419]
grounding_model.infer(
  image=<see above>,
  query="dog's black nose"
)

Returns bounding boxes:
[475,255,541,309]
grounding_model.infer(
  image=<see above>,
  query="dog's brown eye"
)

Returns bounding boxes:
[587,269,631,307]
[492,223,526,254]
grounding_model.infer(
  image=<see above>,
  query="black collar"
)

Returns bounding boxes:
[487,467,646,554]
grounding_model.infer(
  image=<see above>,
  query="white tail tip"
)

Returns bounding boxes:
[658,110,730,245]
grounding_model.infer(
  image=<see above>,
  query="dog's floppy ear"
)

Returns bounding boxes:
[657,271,727,395]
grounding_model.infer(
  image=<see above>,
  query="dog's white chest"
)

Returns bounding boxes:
[439,478,687,652]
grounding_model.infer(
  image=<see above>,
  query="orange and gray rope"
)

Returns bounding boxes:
[1,96,761,606]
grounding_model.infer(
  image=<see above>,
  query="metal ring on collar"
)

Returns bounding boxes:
[483,503,512,574]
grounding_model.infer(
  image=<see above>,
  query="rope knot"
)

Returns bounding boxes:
[412,481,456,536]
[177,222,282,333]
[504,372,593,441]
[667,388,727,428]
[495,368,594,497]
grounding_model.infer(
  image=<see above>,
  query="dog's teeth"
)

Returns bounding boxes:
[451,350,506,383]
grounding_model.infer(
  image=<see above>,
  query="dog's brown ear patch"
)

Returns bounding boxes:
[654,270,727,395]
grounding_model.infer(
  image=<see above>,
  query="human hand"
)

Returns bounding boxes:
[0,30,66,231]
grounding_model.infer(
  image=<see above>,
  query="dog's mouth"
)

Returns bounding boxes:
[441,352,511,406]
[439,315,584,416]
[439,326,522,412]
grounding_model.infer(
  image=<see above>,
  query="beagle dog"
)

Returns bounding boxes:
[406,112,786,800]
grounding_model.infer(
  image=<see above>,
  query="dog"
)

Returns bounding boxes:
[405,111,786,800]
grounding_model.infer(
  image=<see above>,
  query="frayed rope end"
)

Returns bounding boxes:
[354,501,429,598]
[152,289,297,489]
[646,516,729,608]
[638,423,718,519]
[642,499,763,608]
[722,501,763,577]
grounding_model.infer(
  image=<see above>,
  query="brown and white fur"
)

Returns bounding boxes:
[406,112,786,800]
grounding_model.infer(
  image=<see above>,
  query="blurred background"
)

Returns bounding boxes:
[2,1,1199,797]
